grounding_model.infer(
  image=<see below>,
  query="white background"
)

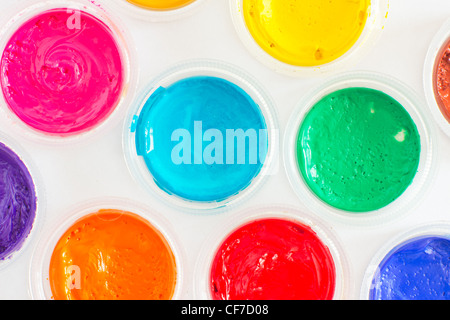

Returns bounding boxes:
[0,0,449,300]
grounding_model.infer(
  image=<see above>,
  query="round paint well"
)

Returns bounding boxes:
[126,0,195,10]
[424,18,450,138]
[284,72,435,226]
[108,0,207,21]
[194,207,350,300]
[230,0,389,76]
[0,0,137,143]
[123,60,278,212]
[0,133,44,270]
[29,199,185,300]
[297,87,421,213]
[361,224,450,300]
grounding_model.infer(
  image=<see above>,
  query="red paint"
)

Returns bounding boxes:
[436,42,450,122]
[209,218,336,300]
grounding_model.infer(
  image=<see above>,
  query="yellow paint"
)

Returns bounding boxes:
[127,0,195,10]
[243,0,371,67]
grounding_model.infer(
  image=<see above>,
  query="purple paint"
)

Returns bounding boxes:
[0,142,37,260]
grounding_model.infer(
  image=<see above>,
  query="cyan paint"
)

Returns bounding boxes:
[133,76,268,203]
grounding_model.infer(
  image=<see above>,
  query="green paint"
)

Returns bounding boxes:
[296,87,421,213]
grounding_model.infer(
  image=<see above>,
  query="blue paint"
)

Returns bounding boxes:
[370,236,450,300]
[134,76,268,203]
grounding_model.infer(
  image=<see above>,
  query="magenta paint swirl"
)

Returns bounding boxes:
[0,8,124,136]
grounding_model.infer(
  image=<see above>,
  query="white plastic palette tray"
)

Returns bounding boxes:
[0,0,449,300]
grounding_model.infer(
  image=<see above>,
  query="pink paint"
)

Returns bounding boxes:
[0,9,124,136]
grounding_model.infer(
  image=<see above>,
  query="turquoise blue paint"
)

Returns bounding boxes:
[133,76,268,203]
[370,236,450,300]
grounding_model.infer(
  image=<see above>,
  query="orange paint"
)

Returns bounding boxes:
[49,210,177,300]
[127,0,195,10]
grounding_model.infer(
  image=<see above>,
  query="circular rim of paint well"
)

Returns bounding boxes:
[230,0,389,77]
[424,17,450,138]
[106,0,208,22]
[0,132,46,272]
[284,71,437,227]
[193,205,350,300]
[0,0,138,145]
[123,59,279,213]
[28,197,186,300]
[360,222,450,300]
